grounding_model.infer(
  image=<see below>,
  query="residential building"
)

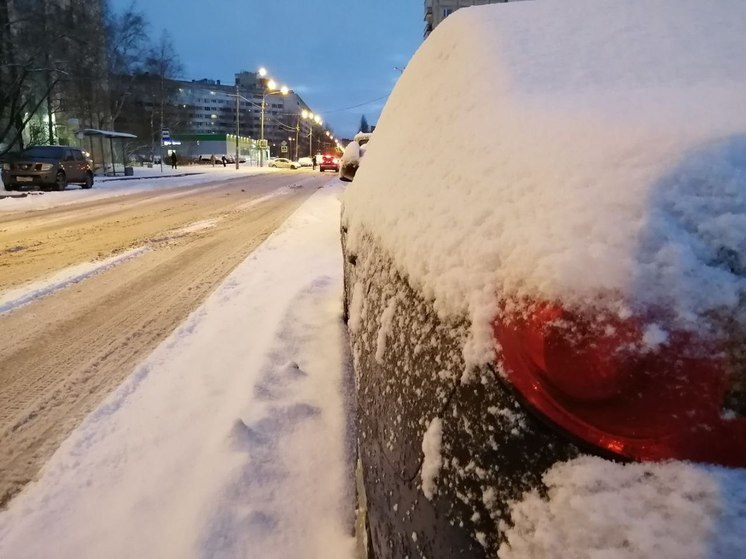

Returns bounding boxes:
[424,0,514,37]
[113,70,322,160]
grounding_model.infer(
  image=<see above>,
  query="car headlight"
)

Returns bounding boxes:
[39,163,53,171]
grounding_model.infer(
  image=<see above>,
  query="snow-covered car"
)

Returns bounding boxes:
[339,132,372,183]
[268,157,300,169]
[342,1,746,558]
[298,157,313,167]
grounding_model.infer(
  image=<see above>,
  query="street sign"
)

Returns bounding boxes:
[281,145,288,153]
[161,128,170,139]
[258,139,269,149]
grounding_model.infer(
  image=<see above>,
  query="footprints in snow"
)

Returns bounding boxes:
[229,360,320,454]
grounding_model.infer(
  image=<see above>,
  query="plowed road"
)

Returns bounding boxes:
[0,171,330,506]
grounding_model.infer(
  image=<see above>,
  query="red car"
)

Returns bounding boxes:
[319,153,339,173]
[342,2,746,558]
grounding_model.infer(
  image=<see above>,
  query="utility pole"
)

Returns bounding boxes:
[260,94,266,167]
[235,83,240,169]
[159,77,164,173]
[295,114,300,160]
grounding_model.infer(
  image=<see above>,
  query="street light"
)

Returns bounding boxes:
[230,88,262,170]
[259,69,289,167]
[301,111,322,158]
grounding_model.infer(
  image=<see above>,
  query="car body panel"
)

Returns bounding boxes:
[343,229,580,557]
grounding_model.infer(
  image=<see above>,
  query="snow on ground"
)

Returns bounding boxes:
[0,181,355,559]
[0,246,149,316]
[0,164,289,214]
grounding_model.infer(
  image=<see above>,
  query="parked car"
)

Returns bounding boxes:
[268,157,300,169]
[298,157,314,167]
[319,153,339,173]
[339,132,372,182]
[342,2,746,558]
[2,145,94,191]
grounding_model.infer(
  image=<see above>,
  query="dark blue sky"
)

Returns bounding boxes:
[112,0,423,138]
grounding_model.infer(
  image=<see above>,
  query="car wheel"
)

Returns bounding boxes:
[55,171,67,191]
[81,171,93,189]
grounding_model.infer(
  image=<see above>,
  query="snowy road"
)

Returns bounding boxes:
[0,170,327,505]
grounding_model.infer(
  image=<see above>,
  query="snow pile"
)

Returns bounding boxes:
[341,140,361,168]
[342,0,746,348]
[0,247,148,315]
[0,182,354,559]
[421,417,443,500]
[499,456,746,559]
[0,165,273,214]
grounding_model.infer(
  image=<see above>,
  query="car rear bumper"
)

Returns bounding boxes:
[2,171,56,187]
[320,165,339,172]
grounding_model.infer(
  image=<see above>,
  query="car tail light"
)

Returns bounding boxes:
[494,301,746,466]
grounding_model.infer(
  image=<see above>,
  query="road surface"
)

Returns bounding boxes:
[0,170,330,506]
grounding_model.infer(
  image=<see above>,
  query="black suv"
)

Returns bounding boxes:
[2,146,94,191]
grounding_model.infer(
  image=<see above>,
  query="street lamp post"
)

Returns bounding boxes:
[259,75,289,167]
[235,83,240,169]
[301,110,322,159]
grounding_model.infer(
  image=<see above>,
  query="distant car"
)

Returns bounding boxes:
[269,157,300,169]
[339,132,372,182]
[2,146,94,191]
[298,157,313,167]
[343,2,746,558]
[319,153,339,172]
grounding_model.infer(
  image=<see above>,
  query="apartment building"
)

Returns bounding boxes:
[424,0,512,37]
[114,70,318,159]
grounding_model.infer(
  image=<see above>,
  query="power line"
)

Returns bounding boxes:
[318,94,390,114]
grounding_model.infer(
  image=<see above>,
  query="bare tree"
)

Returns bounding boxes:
[143,31,183,158]
[1,0,110,155]
[105,1,149,123]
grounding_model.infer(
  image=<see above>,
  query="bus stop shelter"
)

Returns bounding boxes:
[77,129,137,176]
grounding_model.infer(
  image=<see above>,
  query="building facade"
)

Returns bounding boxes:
[424,0,513,37]
[114,70,327,161]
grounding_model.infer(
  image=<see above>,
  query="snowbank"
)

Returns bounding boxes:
[343,0,746,342]
[0,182,354,559]
[0,165,274,214]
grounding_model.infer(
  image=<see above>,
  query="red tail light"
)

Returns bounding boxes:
[494,302,746,466]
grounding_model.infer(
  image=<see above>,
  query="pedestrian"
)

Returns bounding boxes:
[221,155,227,167]
[210,154,216,167]
[170,151,178,170]
[312,154,317,170]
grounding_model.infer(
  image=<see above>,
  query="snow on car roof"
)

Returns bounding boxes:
[343,0,746,346]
